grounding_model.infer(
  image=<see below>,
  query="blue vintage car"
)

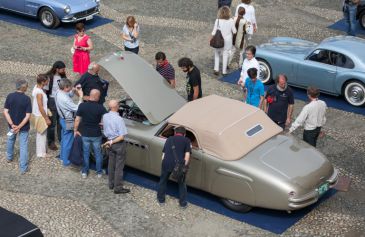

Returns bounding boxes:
[255,36,365,107]
[0,0,100,28]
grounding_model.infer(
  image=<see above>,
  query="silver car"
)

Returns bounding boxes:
[98,51,338,212]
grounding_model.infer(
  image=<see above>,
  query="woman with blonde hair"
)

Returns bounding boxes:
[235,0,257,45]
[32,74,52,158]
[122,16,140,54]
[211,6,237,76]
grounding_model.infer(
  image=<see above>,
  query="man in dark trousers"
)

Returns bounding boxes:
[74,62,108,104]
[4,80,32,174]
[157,126,191,208]
[102,100,129,194]
[178,57,202,102]
[264,74,294,130]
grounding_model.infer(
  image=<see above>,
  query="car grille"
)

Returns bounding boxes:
[74,7,98,19]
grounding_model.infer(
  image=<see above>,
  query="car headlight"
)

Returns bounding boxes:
[64,5,71,14]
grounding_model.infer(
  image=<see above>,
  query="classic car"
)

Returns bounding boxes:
[255,36,365,107]
[98,51,338,212]
[0,0,100,28]
[356,0,365,29]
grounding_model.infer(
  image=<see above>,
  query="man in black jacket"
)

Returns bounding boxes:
[157,127,191,208]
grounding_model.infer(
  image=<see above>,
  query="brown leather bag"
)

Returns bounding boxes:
[210,20,224,49]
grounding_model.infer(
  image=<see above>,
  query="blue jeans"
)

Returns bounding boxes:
[82,136,102,174]
[344,4,357,36]
[157,169,187,207]
[59,118,73,166]
[6,130,29,173]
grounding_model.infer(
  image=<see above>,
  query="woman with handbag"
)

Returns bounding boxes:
[72,22,93,75]
[32,74,52,158]
[122,16,140,54]
[232,7,248,67]
[211,6,237,76]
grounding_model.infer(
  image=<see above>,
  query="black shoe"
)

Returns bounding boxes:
[114,188,130,194]
[55,154,60,159]
[109,186,114,190]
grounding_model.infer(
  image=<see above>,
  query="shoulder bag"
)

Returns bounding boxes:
[210,20,225,49]
[170,140,187,181]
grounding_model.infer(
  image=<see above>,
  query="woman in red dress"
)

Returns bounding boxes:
[73,23,93,74]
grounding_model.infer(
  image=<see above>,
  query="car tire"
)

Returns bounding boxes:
[39,7,60,29]
[359,10,365,30]
[343,80,365,107]
[257,58,272,84]
[221,198,253,213]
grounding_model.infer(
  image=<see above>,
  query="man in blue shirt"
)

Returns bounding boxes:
[102,100,129,194]
[3,80,32,174]
[243,68,264,108]
[157,127,191,208]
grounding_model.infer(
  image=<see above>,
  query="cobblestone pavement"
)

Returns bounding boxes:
[0,0,365,236]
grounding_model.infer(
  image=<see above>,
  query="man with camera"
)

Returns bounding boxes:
[157,126,191,208]
[264,74,294,130]
[55,78,83,167]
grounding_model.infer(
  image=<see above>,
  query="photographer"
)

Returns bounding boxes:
[157,126,191,209]
[55,78,83,167]
[122,16,140,54]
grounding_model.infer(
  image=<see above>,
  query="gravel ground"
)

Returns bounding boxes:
[0,0,365,236]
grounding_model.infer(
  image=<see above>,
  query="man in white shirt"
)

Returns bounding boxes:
[289,86,327,147]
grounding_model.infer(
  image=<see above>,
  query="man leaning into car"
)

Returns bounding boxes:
[157,126,191,208]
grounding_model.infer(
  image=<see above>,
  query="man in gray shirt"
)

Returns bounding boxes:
[55,78,83,166]
[102,100,129,194]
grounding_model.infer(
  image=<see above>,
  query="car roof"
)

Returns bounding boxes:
[319,36,365,62]
[98,51,186,125]
[168,95,282,160]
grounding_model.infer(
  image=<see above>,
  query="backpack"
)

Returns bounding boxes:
[68,135,84,166]
[210,20,224,49]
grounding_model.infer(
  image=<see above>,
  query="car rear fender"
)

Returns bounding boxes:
[335,71,365,95]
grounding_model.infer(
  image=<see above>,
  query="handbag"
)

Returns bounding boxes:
[210,19,224,49]
[170,140,187,181]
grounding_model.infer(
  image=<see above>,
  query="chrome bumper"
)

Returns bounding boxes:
[288,168,339,210]
[61,9,100,23]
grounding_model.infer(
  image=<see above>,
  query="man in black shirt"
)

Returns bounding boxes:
[178,57,202,101]
[264,74,294,130]
[3,80,32,174]
[157,126,191,208]
[74,62,109,104]
[74,89,107,178]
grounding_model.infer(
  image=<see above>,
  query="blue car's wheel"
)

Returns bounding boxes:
[257,58,272,84]
[344,81,365,107]
[359,10,365,30]
[39,7,60,29]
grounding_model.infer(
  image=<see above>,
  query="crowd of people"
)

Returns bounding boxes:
[3,1,331,208]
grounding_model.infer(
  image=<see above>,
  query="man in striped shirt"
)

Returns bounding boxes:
[155,52,176,88]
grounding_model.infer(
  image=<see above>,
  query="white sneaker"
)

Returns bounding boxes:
[81,173,87,179]
[97,174,102,178]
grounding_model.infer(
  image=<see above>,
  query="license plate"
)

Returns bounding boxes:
[318,183,329,195]
[85,15,93,21]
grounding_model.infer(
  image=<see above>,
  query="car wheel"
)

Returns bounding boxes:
[257,58,272,84]
[344,81,365,106]
[39,7,60,28]
[221,198,252,213]
[359,11,365,30]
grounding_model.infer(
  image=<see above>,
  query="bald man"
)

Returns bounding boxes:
[74,62,108,104]
[102,100,129,194]
[74,89,107,178]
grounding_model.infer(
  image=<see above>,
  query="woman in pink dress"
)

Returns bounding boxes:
[73,22,93,74]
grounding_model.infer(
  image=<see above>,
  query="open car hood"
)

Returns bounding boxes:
[98,52,186,125]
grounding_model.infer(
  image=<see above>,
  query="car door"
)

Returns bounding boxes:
[296,49,336,93]
[1,0,24,13]
[124,135,150,171]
